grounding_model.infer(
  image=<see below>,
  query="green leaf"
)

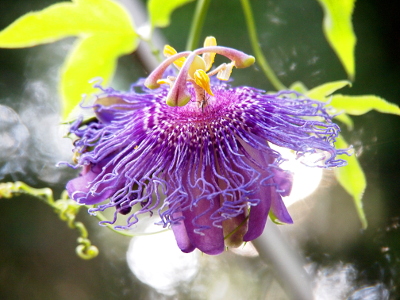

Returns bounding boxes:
[289,81,308,94]
[316,0,357,80]
[330,94,400,116]
[0,0,138,120]
[0,0,137,48]
[61,34,136,120]
[148,0,195,28]
[306,80,351,101]
[334,135,367,229]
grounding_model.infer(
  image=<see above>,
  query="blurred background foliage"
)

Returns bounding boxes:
[1,0,400,299]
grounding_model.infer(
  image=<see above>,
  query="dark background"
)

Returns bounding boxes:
[1,0,399,299]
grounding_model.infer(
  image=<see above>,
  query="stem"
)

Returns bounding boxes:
[186,0,212,51]
[252,221,313,300]
[122,0,167,72]
[239,0,286,91]
[0,181,54,204]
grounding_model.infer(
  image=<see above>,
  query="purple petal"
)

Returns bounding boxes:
[242,182,272,242]
[183,196,225,255]
[94,96,132,123]
[271,191,293,224]
[67,163,118,205]
[171,212,196,253]
[272,168,293,197]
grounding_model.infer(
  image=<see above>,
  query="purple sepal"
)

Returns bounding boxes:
[94,96,132,124]
[67,165,116,205]
[242,181,272,242]
[272,168,293,197]
[182,197,225,255]
[270,191,293,224]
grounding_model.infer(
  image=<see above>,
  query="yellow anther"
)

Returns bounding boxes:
[163,45,186,68]
[194,69,214,96]
[188,55,207,78]
[204,36,217,47]
[203,36,217,72]
[217,61,235,81]
[157,79,170,85]
[157,76,175,87]
[163,45,177,56]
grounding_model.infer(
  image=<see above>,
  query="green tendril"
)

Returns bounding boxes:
[239,0,286,91]
[0,182,99,260]
[186,0,212,51]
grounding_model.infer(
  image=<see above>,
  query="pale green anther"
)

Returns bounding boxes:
[217,62,235,81]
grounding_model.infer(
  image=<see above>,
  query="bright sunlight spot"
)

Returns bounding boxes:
[126,226,199,295]
[271,145,324,207]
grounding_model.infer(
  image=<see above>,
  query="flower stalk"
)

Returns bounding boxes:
[186,0,212,51]
[240,0,286,90]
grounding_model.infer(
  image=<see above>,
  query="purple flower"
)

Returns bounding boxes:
[66,38,346,255]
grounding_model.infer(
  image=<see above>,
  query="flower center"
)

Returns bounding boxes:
[144,36,255,108]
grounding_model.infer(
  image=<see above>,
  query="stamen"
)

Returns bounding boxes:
[193,46,255,69]
[157,76,176,87]
[163,45,186,68]
[203,36,217,72]
[163,45,177,57]
[194,70,214,96]
[216,61,235,81]
[145,36,255,107]
[188,56,207,78]
[144,50,191,89]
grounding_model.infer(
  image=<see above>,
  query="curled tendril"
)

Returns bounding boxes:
[0,181,99,260]
[76,237,99,259]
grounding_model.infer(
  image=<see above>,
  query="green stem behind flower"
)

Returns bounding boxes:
[186,0,212,51]
[239,0,286,91]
